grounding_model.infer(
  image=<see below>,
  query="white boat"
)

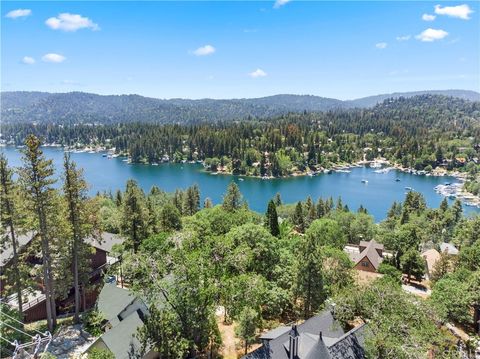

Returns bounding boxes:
[361,179,368,184]
[239,178,244,181]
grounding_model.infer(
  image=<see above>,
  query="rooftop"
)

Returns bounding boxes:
[243,309,365,359]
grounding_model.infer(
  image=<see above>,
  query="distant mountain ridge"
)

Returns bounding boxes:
[2,89,479,125]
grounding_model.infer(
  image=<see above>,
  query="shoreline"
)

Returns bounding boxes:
[5,144,480,208]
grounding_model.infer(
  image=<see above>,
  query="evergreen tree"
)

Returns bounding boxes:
[400,249,425,283]
[63,153,93,323]
[160,203,182,231]
[316,198,325,218]
[222,182,243,212]
[450,199,463,223]
[296,234,324,318]
[183,184,200,216]
[439,198,448,213]
[115,189,123,207]
[273,192,282,207]
[265,200,280,237]
[0,155,24,320]
[293,201,305,233]
[235,307,260,355]
[173,189,184,214]
[204,197,213,208]
[122,180,149,253]
[430,251,451,284]
[18,135,57,331]
[304,196,316,227]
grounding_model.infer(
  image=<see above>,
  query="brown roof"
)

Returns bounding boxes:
[421,248,440,274]
[355,240,383,270]
[359,240,383,251]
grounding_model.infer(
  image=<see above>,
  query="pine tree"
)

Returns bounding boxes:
[273,192,282,207]
[296,234,324,318]
[204,197,213,208]
[18,135,57,331]
[304,196,316,226]
[0,155,24,320]
[265,200,280,237]
[450,199,463,223]
[173,189,184,214]
[115,189,123,207]
[63,153,92,323]
[183,185,200,216]
[439,198,448,212]
[293,201,305,233]
[122,180,149,253]
[222,182,243,212]
[316,198,325,218]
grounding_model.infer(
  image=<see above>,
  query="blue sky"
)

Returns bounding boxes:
[2,1,479,99]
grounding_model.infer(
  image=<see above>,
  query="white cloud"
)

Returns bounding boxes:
[274,0,291,9]
[375,42,387,49]
[22,56,35,64]
[5,9,31,19]
[415,28,448,42]
[193,45,216,56]
[45,13,99,32]
[396,35,411,41]
[422,14,436,21]
[42,53,66,63]
[249,69,267,78]
[434,4,473,20]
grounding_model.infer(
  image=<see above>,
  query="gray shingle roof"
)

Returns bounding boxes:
[97,283,135,323]
[243,310,365,359]
[439,242,459,255]
[0,232,35,267]
[99,310,144,359]
[85,232,125,253]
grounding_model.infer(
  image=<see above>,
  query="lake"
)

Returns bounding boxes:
[2,146,479,221]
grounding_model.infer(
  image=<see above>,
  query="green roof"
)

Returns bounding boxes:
[100,310,144,359]
[97,284,135,323]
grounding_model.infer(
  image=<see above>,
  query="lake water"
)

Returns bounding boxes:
[2,146,479,221]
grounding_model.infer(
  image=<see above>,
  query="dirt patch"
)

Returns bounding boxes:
[217,317,239,359]
[354,270,383,285]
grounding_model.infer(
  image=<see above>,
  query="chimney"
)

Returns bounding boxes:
[289,325,299,359]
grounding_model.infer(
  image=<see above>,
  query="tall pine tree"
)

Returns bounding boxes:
[0,155,24,320]
[19,135,57,331]
[265,200,280,237]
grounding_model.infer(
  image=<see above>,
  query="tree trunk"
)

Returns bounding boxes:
[0,164,24,322]
[82,284,87,313]
[73,247,80,323]
[38,204,56,332]
[8,218,23,322]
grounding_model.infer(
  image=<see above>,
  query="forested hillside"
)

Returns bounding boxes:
[1,89,479,125]
[2,143,479,358]
[3,95,480,178]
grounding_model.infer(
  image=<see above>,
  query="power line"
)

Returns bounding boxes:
[0,321,35,339]
[0,335,16,346]
[0,311,45,336]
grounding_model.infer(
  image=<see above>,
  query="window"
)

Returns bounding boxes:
[361,261,369,267]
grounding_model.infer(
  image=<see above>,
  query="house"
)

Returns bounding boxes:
[0,231,124,322]
[421,248,441,280]
[344,240,384,273]
[242,309,365,359]
[86,283,157,359]
[439,242,459,256]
